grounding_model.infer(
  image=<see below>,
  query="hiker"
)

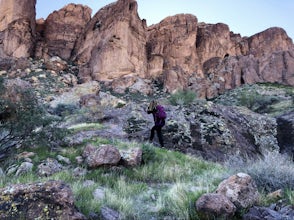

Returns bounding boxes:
[147,100,166,147]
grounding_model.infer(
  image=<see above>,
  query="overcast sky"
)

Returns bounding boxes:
[36,0,294,40]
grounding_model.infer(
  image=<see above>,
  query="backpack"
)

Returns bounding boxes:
[156,105,166,120]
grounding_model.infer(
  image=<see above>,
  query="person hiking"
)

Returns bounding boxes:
[147,100,166,147]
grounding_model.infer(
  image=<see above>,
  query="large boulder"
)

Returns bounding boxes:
[162,102,278,162]
[0,180,86,219]
[216,173,260,209]
[82,144,121,168]
[0,0,36,58]
[73,0,147,82]
[195,193,236,219]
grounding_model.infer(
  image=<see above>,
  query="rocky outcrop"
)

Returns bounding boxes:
[0,0,293,98]
[73,0,147,82]
[162,102,279,162]
[35,4,92,60]
[189,48,294,98]
[0,180,86,219]
[146,14,198,92]
[0,0,36,58]
[247,27,293,58]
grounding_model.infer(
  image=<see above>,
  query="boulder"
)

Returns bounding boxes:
[163,102,278,162]
[82,144,121,168]
[120,147,142,167]
[216,173,259,209]
[37,158,63,177]
[0,180,86,219]
[195,193,236,219]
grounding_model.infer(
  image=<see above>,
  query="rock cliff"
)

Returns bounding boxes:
[0,0,293,98]
[0,0,36,58]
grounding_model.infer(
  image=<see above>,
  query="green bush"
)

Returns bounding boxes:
[0,77,66,161]
[169,90,197,106]
[52,103,79,117]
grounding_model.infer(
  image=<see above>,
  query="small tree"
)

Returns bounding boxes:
[0,77,66,161]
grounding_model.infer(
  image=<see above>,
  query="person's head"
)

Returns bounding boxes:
[148,100,157,112]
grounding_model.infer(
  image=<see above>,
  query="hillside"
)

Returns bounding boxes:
[0,58,293,219]
[0,0,294,219]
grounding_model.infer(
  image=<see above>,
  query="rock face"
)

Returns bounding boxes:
[146,14,198,92]
[35,4,92,60]
[0,0,293,97]
[0,180,86,219]
[0,0,36,58]
[73,0,147,82]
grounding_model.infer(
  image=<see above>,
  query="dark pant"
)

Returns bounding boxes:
[150,125,164,147]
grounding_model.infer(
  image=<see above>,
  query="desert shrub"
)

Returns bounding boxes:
[0,77,66,160]
[52,103,79,117]
[225,151,294,192]
[169,90,197,106]
[240,91,280,113]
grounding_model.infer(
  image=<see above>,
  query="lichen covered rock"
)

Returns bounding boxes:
[0,180,86,219]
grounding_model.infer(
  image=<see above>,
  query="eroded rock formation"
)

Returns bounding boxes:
[0,0,293,98]
[35,4,92,60]
[0,0,36,58]
[73,0,147,82]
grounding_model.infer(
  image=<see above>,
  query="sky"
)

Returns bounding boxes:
[36,0,294,40]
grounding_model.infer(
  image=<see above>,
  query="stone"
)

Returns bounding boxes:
[216,173,259,209]
[93,188,106,200]
[49,81,100,108]
[57,155,71,165]
[15,162,33,176]
[82,144,121,168]
[37,158,63,177]
[44,56,68,72]
[0,180,86,219]
[195,193,236,219]
[100,206,120,220]
[120,147,142,167]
